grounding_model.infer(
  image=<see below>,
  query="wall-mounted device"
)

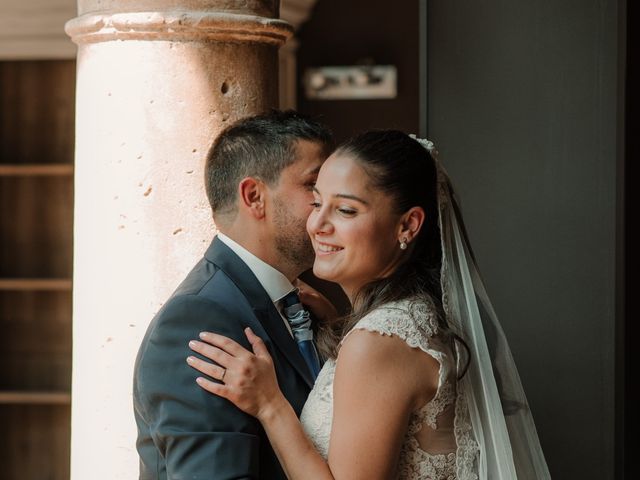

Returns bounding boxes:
[303,65,397,100]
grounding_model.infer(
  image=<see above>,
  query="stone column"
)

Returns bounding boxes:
[278,0,319,109]
[65,2,291,478]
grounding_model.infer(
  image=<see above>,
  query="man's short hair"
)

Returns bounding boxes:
[205,110,333,220]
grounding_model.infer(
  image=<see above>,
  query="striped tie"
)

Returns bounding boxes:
[281,289,321,380]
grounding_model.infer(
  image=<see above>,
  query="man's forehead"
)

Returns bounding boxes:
[290,141,326,172]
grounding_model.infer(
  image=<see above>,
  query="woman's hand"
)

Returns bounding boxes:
[187,328,287,421]
[294,279,338,324]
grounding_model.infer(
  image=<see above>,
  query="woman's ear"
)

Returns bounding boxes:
[238,177,266,219]
[397,207,425,245]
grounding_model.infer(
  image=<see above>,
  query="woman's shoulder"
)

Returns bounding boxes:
[344,296,443,353]
[358,296,439,334]
[336,297,444,404]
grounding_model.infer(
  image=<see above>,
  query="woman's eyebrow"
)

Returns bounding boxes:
[334,193,368,205]
[312,188,369,205]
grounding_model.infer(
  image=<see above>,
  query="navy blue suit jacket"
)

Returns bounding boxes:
[134,238,313,479]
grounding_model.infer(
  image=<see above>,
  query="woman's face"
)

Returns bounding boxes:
[306,153,406,300]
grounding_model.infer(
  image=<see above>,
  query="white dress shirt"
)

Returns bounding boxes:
[217,233,294,335]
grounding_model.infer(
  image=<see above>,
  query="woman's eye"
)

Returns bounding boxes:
[310,201,322,209]
[338,208,357,216]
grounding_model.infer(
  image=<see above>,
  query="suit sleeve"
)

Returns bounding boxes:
[135,294,261,479]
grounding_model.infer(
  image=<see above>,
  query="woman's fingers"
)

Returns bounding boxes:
[195,376,230,398]
[189,340,235,367]
[190,329,282,418]
[295,285,338,323]
[293,279,318,301]
[198,331,251,358]
[245,327,269,357]
[186,355,226,381]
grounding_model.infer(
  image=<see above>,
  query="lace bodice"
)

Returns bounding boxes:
[300,298,479,479]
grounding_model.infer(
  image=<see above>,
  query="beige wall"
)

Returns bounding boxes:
[0,0,76,59]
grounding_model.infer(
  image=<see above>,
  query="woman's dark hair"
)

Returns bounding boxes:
[317,130,469,376]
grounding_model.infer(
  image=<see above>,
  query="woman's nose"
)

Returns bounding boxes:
[307,208,332,236]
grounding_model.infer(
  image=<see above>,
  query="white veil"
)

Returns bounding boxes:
[411,135,551,479]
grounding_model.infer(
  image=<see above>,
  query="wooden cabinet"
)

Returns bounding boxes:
[0,60,74,480]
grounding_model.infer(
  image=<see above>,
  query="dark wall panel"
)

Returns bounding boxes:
[428,1,620,478]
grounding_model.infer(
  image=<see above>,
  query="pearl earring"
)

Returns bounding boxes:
[399,238,408,250]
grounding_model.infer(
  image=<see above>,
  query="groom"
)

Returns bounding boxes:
[133,110,333,479]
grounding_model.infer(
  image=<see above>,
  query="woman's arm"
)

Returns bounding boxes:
[325,329,437,479]
[188,327,438,480]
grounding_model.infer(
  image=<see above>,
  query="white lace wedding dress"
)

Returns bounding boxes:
[300,298,479,479]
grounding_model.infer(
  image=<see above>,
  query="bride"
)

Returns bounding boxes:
[187,130,551,479]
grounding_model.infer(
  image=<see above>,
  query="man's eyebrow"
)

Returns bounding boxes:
[303,165,322,176]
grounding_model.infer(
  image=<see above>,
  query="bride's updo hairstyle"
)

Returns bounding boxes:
[320,130,464,359]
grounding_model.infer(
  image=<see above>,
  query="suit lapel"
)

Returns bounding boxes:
[206,238,314,389]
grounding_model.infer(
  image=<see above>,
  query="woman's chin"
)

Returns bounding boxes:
[312,263,336,283]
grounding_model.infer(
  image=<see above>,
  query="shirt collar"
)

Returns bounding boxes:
[217,233,295,304]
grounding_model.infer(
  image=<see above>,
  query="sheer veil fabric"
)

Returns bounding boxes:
[412,136,551,479]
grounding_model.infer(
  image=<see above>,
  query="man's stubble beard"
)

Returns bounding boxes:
[273,196,315,275]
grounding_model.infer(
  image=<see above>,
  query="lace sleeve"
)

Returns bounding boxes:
[342,299,447,365]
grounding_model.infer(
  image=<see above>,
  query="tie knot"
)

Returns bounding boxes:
[280,289,321,380]
[282,289,301,309]
[281,289,312,336]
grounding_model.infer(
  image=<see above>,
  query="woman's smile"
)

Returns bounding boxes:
[314,240,344,255]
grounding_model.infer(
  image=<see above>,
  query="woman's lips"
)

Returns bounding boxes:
[314,241,343,255]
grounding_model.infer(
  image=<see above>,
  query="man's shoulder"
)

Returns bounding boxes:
[134,262,253,383]
[151,267,252,332]
[165,250,249,303]
[134,244,270,368]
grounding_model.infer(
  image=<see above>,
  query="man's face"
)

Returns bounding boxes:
[268,140,327,276]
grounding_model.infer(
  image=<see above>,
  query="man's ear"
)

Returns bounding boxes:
[238,177,266,219]
[397,206,425,245]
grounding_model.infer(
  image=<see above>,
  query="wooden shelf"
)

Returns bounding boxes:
[1,59,75,480]
[0,279,72,291]
[0,391,71,405]
[0,164,73,176]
